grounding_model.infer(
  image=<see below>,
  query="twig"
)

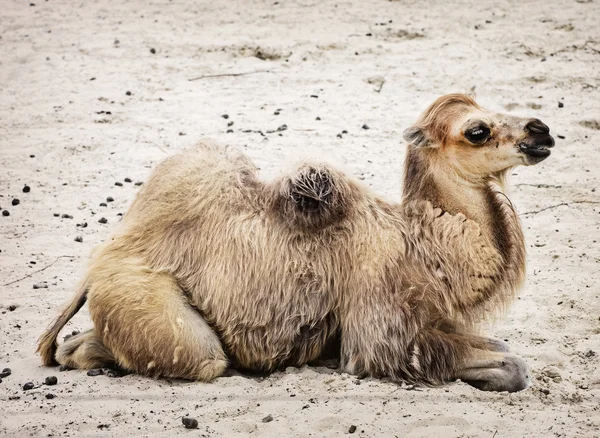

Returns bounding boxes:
[375,78,385,93]
[492,430,498,438]
[3,255,75,287]
[188,70,272,81]
[522,200,600,216]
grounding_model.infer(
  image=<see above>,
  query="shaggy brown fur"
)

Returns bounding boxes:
[38,94,554,391]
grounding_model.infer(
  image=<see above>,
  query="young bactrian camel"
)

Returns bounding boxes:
[38,94,554,392]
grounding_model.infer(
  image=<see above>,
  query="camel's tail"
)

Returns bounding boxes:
[37,280,89,366]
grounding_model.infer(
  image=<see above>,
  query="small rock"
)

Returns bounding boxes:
[182,417,198,429]
[33,283,48,289]
[2,210,9,217]
[361,124,370,130]
[59,365,72,372]
[150,48,156,54]
[23,185,31,193]
[125,91,132,96]
[558,101,564,108]
[106,197,114,202]
[87,369,104,377]
[99,203,107,207]
[23,382,35,391]
[8,305,17,311]
[61,214,73,219]
[74,236,83,243]
[349,425,357,434]
[98,217,108,224]
[0,368,11,378]
[45,393,56,399]
[584,350,596,358]
[11,199,20,206]
[227,129,233,133]
[221,114,229,119]
[124,178,132,183]
[540,388,550,395]
[44,376,58,386]
[262,414,273,423]
[77,222,88,228]
[115,182,123,187]
[134,182,143,186]
[542,366,561,379]
[53,213,60,217]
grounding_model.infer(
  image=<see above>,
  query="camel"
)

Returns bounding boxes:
[37,94,554,392]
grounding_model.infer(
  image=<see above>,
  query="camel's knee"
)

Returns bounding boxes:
[457,352,531,392]
[55,329,116,370]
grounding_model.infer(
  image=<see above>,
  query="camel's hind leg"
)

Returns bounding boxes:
[87,262,227,381]
[56,329,116,370]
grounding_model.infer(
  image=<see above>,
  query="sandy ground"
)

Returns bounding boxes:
[1,0,599,436]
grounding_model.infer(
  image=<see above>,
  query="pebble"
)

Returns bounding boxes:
[362,124,370,130]
[221,114,229,119]
[135,182,143,186]
[150,48,156,54]
[125,91,132,96]
[349,425,357,434]
[106,197,114,202]
[558,101,564,108]
[261,414,273,423]
[12,199,20,206]
[61,214,73,219]
[23,382,35,391]
[74,236,83,243]
[44,376,58,386]
[115,182,123,186]
[53,213,59,217]
[124,178,132,183]
[45,393,55,399]
[87,369,104,377]
[59,365,72,372]
[8,305,17,311]
[2,210,9,217]
[99,202,107,207]
[182,417,198,429]
[0,368,11,378]
[33,283,48,289]
[22,185,31,193]
[98,217,108,224]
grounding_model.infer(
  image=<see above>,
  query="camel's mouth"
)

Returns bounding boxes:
[518,134,555,161]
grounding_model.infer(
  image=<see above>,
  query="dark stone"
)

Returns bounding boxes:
[74,236,83,243]
[44,376,58,386]
[125,91,132,96]
[98,217,108,224]
[349,425,357,434]
[150,48,156,54]
[45,393,56,399]
[61,214,73,219]
[0,368,11,378]
[11,199,20,206]
[558,101,564,108]
[261,414,273,423]
[115,182,123,186]
[362,124,370,130]
[23,382,35,391]
[182,417,198,429]
[23,185,31,193]
[2,210,9,217]
[87,369,104,377]
[124,178,132,183]
[106,197,114,202]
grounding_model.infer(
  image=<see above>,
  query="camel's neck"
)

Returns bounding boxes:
[402,148,525,269]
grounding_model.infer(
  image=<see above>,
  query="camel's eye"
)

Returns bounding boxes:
[465,125,491,145]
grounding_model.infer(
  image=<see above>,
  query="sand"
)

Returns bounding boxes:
[1,0,599,436]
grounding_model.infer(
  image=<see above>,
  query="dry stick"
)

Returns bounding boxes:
[188,70,273,81]
[375,78,385,93]
[3,255,75,287]
[522,200,600,216]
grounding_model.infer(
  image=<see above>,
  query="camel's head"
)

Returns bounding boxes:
[403,94,555,176]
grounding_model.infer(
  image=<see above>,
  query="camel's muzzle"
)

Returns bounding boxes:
[519,134,555,160]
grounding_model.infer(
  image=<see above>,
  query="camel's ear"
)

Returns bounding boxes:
[403,126,432,148]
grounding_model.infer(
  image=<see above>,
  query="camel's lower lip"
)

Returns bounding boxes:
[519,144,552,158]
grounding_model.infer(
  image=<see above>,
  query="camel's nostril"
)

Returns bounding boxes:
[525,119,550,135]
